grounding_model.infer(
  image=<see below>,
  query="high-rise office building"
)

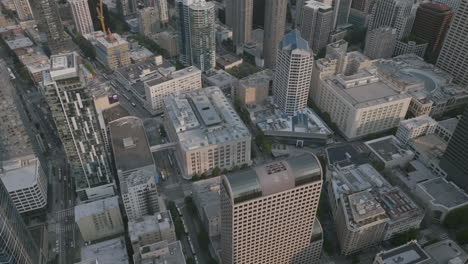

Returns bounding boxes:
[273,30,313,115]
[42,53,114,201]
[220,153,323,264]
[440,107,468,191]
[263,0,288,68]
[30,0,73,54]
[0,179,45,264]
[299,0,334,54]
[364,27,397,59]
[177,0,216,72]
[367,0,415,39]
[12,0,33,20]
[138,7,161,38]
[351,0,374,13]
[436,0,468,86]
[153,0,169,24]
[232,0,253,54]
[412,2,453,57]
[334,0,352,28]
[121,0,138,16]
[68,0,94,35]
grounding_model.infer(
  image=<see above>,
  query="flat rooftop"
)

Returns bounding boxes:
[238,69,273,87]
[75,196,120,220]
[437,117,459,135]
[400,115,437,129]
[192,177,221,220]
[410,134,447,163]
[419,178,468,209]
[49,52,78,81]
[80,237,129,264]
[348,190,386,224]
[137,240,185,264]
[366,136,414,162]
[116,58,173,83]
[1,157,40,191]
[331,163,389,195]
[378,241,430,264]
[391,160,437,190]
[204,70,238,86]
[373,186,421,220]
[424,239,468,264]
[164,86,251,151]
[129,212,173,243]
[109,116,155,173]
[325,143,370,167]
[216,54,242,67]
[96,33,128,48]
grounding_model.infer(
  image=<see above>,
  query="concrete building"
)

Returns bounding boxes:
[12,0,33,20]
[177,0,216,72]
[30,0,73,54]
[233,69,272,105]
[203,70,238,92]
[220,153,323,264]
[138,7,161,38]
[412,3,453,58]
[440,108,468,191]
[144,66,202,114]
[365,136,415,169]
[69,0,94,35]
[367,0,415,39]
[409,134,447,177]
[298,0,334,54]
[133,240,186,264]
[316,67,412,139]
[192,177,221,237]
[436,0,468,86]
[263,0,288,68]
[216,54,243,70]
[109,116,159,220]
[154,32,178,57]
[374,241,431,264]
[393,39,428,57]
[231,0,253,54]
[75,196,125,241]
[163,86,251,179]
[364,27,397,59]
[336,190,389,255]
[95,33,131,70]
[154,0,169,24]
[42,53,114,201]
[415,178,468,223]
[120,0,137,16]
[434,117,459,143]
[273,30,314,115]
[424,239,468,264]
[78,237,129,264]
[129,212,176,252]
[396,115,437,145]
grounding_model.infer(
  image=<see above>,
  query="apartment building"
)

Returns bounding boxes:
[68,0,94,35]
[95,33,130,70]
[129,212,176,252]
[396,115,437,145]
[298,0,334,54]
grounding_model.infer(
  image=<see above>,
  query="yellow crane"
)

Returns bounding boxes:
[96,0,107,36]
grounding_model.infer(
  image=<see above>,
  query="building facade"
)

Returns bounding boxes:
[220,153,323,264]
[129,212,176,252]
[299,0,334,54]
[95,33,131,70]
[12,0,33,20]
[393,40,428,57]
[138,7,161,38]
[69,0,94,35]
[364,27,397,59]
[234,69,272,105]
[231,0,253,54]
[367,0,415,39]
[263,0,288,68]
[395,115,437,145]
[43,53,114,201]
[273,30,314,115]
[436,0,468,86]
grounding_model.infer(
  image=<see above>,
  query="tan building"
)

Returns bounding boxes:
[233,69,272,105]
[68,0,94,35]
[154,32,179,57]
[129,212,176,252]
[221,153,323,264]
[95,33,130,70]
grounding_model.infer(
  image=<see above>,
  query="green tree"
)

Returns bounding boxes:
[211,167,221,177]
[159,124,167,138]
[76,36,96,60]
[391,229,420,246]
[208,259,219,264]
[456,227,468,245]
[444,205,468,229]
[351,255,360,264]
[186,257,195,264]
[185,196,197,215]
[197,231,210,251]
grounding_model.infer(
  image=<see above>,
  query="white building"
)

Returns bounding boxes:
[393,40,428,57]
[273,30,314,115]
[368,0,416,39]
[129,212,176,252]
[396,115,437,145]
[299,0,334,54]
[364,27,397,59]
[78,237,129,264]
[75,196,125,241]
[68,0,94,35]
[133,240,186,264]
[164,86,251,179]
[374,241,431,264]
[144,66,202,114]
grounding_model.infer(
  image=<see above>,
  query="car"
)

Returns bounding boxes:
[131,102,137,107]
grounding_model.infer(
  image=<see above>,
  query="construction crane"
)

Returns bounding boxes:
[96,0,107,36]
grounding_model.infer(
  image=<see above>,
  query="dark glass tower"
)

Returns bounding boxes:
[0,180,44,264]
[440,107,468,191]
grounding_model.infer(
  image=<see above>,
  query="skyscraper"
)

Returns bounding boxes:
[30,0,73,54]
[367,0,415,39]
[440,107,468,191]
[153,0,169,24]
[299,0,334,54]
[138,7,161,38]
[220,153,323,264]
[273,30,314,115]
[334,0,352,28]
[364,27,397,59]
[436,0,468,86]
[177,0,216,72]
[69,0,94,35]
[412,2,453,57]
[0,179,44,264]
[232,0,253,54]
[42,53,114,201]
[263,0,288,68]
[12,0,33,20]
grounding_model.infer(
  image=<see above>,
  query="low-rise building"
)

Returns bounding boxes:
[163,86,251,179]
[396,115,437,145]
[365,136,415,169]
[233,69,272,105]
[216,54,243,70]
[373,240,431,264]
[203,70,238,92]
[415,178,468,223]
[393,40,428,58]
[133,240,186,264]
[77,237,129,264]
[129,212,176,252]
[192,177,221,237]
[409,134,447,177]
[424,239,468,264]
[17,47,50,83]
[434,116,459,143]
[75,196,125,242]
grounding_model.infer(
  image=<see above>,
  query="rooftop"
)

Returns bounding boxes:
[409,134,447,164]
[238,69,273,88]
[377,241,430,264]
[128,212,173,243]
[366,136,414,162]
[102,105,130,125]
[136,240,186,264]
[348,190,387,224]
[280,30,311,54]
[325,143,370,167]
[424,239,468,264]
[192,177,221,220]
[304,0,333,10]
[204,70,238,87]
[391,160,438,190]
[109,116,155,173]
[5,35,33,50]
[96,33,128,49]
[164,86,251,151]
[80,237,129,264]
[331,163,389,195]
[372,186,421,221]
[1,157,41,191]
[116,57,173,84]
[224,153,322,204]
[48,52,79,81]
[400,115,437,130]
[216,54,242,67]
[418,178,468,209]
[75,196,120,220]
